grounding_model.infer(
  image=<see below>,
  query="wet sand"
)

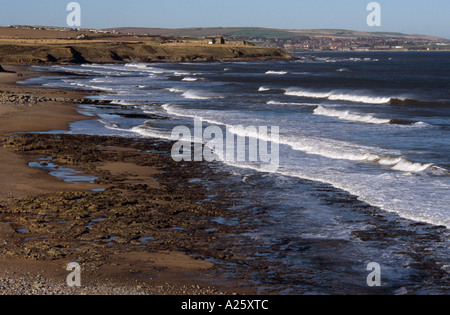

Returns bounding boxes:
[0,66,251,295]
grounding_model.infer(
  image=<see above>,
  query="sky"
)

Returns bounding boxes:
[1,0,449,39]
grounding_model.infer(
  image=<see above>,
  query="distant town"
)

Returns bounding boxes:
[249,36,450,52]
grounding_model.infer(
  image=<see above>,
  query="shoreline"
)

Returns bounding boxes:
[0,65,254,295]
[1,64,448,295]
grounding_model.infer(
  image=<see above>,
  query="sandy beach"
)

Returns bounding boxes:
[0,66,251,295]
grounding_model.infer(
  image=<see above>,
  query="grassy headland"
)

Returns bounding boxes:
[0,26,293,65]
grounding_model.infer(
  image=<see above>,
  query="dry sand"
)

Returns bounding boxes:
[0,66,91,133]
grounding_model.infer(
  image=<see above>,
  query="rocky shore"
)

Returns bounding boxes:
[0,132,257,295]
[0,67,255,295]
[0,93,113,106]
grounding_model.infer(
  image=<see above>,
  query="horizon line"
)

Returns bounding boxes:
[3,24,448,40]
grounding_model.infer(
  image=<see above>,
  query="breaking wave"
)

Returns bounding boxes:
[313,106,427,126]
[285,88,395,104]
[287,137,440,173]
[181,90,224,100]
[182,77,199,82]
[266,70,288,75]
[314,106,391,124]
[285,88,448,107]
[161,104,439,174]
[165,87,185,93]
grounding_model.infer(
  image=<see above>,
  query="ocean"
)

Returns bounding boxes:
[23,51,450,294]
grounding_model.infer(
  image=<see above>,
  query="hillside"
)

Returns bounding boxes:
[107,27,450,51]
[0,26,293,65]
[107,27,448,41]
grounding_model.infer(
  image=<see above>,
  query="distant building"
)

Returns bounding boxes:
[204,36,226,45]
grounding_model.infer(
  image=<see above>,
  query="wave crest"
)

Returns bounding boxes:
[285,88,393,104]
[181,90,224,100]
[266,70,288,75]
[182,77,199,82]
[314,106,428,126]
[162,104,438,174]
[314,106,391,124]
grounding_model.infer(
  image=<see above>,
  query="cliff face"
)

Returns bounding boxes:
[0,42,294,65]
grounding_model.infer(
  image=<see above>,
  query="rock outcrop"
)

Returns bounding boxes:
[0,42,294,65]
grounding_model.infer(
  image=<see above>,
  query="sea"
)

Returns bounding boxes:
[22,51,450,294]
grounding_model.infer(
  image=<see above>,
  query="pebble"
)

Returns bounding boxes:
[0,274,224,295]
[0,93,110,106]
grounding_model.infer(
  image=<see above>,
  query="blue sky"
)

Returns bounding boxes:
[1,0,449,39]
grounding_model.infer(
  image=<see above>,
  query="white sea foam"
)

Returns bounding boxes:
[285,89,331,99]
[182,91,210,100]
[328,93,391,104]
[258,86,271,92]
[182,77,199,82]
[278,168,450,228]
[165,87,185,93]
[181,90,223,100]
[413,121,430,127]
[148,69,167,74]
[314,106,391,124]
[162,104,435,174]
[285,138,434,173]
[314,106,429,127]
[266,70,288,75]
[130,125,176,141]
[124,63,149,69]
[163,104,278,141]
[74,83,115,92]
[174,72,190,76]
[111,100,135,106]
[364,154,434,172]
[267,100,318,107]
[90,78,111,83]
[162,104,223,125]
[285,88,393,104]
[390,158,434,172]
